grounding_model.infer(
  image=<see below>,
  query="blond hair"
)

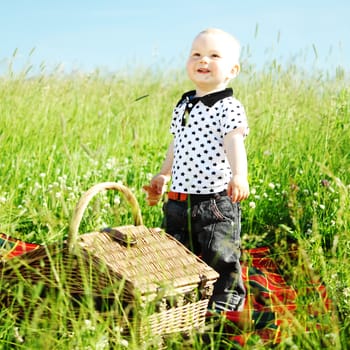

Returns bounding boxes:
[196,28,241,63]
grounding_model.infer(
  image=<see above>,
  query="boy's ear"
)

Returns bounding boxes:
[230,63,240,78]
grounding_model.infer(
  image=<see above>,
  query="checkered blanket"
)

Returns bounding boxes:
[0,233,39,259]
[211,246,333,347]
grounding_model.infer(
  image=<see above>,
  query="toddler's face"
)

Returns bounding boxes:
[186,32,239,95]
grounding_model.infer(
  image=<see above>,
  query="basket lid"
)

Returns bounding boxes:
[77,225,219,296]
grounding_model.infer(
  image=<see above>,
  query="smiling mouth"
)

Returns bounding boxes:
[197,68,210,73]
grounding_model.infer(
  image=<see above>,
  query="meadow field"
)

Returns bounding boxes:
[0,58,349,349]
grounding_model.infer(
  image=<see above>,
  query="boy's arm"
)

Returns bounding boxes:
[223,128,249,203]
[143,140,174,206]
[151,140,174,193]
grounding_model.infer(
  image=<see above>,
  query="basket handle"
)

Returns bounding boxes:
[68,182,143,252]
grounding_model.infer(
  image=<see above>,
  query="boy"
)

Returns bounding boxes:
[144,28,249,312]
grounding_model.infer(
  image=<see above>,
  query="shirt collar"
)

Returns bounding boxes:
[177,88,233,108]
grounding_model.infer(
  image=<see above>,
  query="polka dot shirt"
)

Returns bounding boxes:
[170,88,249,194]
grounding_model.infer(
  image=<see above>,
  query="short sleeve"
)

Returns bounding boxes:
[221,98,249,137]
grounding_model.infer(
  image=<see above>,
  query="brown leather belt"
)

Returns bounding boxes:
[167,190,227,203]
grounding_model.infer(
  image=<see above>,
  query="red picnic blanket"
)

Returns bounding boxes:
[208,246,333,347]
[0,234,332,346]
[0,233,40,259]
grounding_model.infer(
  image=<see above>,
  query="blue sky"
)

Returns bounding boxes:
[1,0,349,75]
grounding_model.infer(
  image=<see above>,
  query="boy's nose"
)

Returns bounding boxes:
[199,56,209,63]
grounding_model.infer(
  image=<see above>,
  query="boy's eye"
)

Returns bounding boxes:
[211,53,221,58]
[192,52,201,57]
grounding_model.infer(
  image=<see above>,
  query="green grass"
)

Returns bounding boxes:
[0,58,349,349]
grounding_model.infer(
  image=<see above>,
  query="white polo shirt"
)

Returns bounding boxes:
[170,88,248,194]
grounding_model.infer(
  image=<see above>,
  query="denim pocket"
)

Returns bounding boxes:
[210,197,241,242]
[211,197,240,222]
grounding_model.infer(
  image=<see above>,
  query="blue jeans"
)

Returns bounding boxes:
[162,194,245,308]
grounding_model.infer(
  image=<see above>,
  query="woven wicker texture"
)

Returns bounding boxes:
[78,225,218,299]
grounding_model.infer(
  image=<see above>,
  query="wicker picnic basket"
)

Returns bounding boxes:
[0,182,218,336]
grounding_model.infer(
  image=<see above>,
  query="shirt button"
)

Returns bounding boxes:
[188,103,193,108]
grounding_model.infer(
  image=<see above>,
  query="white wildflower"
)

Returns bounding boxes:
[114,196,121,205]
[14,327,24,343]
[119,339,129,347]
[324,332,337,345]
[105,158,114,170]
[96,335,109,349]
[84,319,95,332]
[343,287,350,298]
[114,326,124,332]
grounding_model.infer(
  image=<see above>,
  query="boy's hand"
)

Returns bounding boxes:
[227,175,249,203]
[143,174,170,206]
[142,185,163,206]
